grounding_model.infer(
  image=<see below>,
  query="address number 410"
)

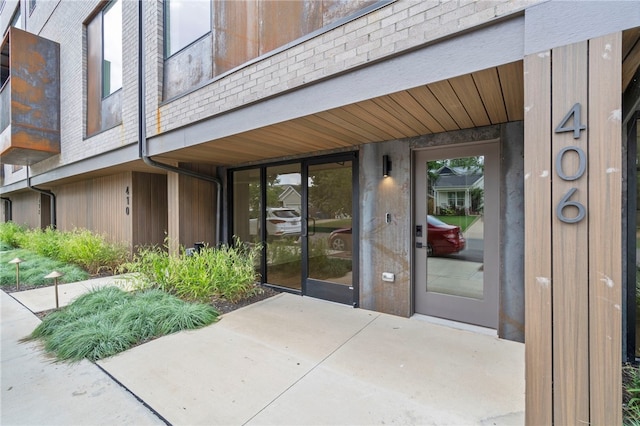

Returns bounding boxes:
[554,103,586,224]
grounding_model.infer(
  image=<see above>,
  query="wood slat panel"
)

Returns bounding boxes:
[317,109,389,141]
[388,91,446,133]
[588,32,622,425]
[428,80,475,128]
[623,27,640,60]
[551,41,589,425]
[472,67,509,124]
[278,119,356,147]
[352,99,415,138]
[523,50,553,426]
[623,36,640,91]
[298,115,370,144]
[371,95,432,135]
[340,103,402,140]
[499,61,524,121]
[407,86,460,131]
[448,73,491,127]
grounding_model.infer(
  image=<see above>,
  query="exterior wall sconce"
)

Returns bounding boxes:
[383,155,392,177]
[9,257,23,290]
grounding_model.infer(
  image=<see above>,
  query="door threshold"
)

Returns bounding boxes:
[411,313,497,337]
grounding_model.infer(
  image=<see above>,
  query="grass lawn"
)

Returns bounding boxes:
[433,215,479,232]
[0,248,89,288]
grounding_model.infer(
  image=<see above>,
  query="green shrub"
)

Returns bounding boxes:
[119,237,262,303]
[0,221,26,248]
[0,224,128,276]
[625,364,640,424]
[28,286,218,362]
[58,229,128,274]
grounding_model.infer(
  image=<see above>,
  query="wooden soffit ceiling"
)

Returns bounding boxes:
[157,61,526,166]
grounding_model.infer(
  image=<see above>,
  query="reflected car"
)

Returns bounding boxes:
[327,216,465,256]
[249,208,301,238]
[426,215,465,256]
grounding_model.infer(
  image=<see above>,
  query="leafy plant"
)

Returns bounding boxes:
[119,237,262,303]
[0,221,26,248]
[27,286,218,362]
[624,364,640,424]
[0,224,128,276]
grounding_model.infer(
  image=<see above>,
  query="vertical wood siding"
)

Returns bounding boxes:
[524,32,623,425]
[524,50,553,426]
[177,164,217,248]
[54,173,133,249]
[588,32,622,425]
[131,172,168,249]
[8,191,43,228]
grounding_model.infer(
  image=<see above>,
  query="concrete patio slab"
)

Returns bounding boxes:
[97,293,524,425]
[0,291,164,426]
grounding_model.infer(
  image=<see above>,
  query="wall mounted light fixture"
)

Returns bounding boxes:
[382,155,392,177]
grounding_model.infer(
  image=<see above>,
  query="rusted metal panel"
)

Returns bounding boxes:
[259,0,322,55]
[163,34,213,100]
[86,15,102,136]
[213,0,260,76]
[321,0,377,27]
[0,27,59,165]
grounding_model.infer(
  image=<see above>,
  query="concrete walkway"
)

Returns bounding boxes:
[1,279,524,425]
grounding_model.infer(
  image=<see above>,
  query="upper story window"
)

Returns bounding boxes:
[164,0,211,57]
[102,0,122,97]
[11,4,22,30]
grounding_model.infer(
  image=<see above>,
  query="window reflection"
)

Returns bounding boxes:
[165,0,211,57]
[102,0,122,97]
[427,156,484,299]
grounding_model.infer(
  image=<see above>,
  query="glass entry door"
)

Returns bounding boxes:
[231,154,357,306]
[304,158,355,305]
[414,142,499,329]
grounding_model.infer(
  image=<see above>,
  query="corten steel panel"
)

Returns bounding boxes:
[0,27,60,165]
[259,1,321,56]
[101,89,123,130]
[213,0,260,77]
[163,35,213,100]
[321,0,377,26]
[86,15,102,136]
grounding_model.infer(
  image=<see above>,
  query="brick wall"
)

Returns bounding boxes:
[1,0,538,182]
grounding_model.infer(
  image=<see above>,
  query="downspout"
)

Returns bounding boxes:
[0,197,11,221]
[26,167,56,228]
[137,1,222,246]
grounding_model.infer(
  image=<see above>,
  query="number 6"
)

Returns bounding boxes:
[556,188,586,223]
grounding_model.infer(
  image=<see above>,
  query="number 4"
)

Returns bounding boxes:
[555,103,586,139]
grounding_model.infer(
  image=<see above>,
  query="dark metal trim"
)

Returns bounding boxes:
[0,196,11,221]
[137,0,222,245]
[26,167,56,228]
[626,113,638,362]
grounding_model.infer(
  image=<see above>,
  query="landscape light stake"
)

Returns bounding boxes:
[8,258,23,291]
[45,271,63,309]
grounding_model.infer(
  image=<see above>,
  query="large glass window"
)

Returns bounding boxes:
[164,0,211,57]
[102,0,122,97]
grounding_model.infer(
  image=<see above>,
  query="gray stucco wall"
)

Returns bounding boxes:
[359,123,525,342]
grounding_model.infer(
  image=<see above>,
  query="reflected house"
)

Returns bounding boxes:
[278,185,301,213]
[431,166,483,216]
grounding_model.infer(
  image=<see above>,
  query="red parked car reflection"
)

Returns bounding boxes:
[328,216,465,256]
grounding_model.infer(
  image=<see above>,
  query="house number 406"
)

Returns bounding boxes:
[554,103,586,224]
